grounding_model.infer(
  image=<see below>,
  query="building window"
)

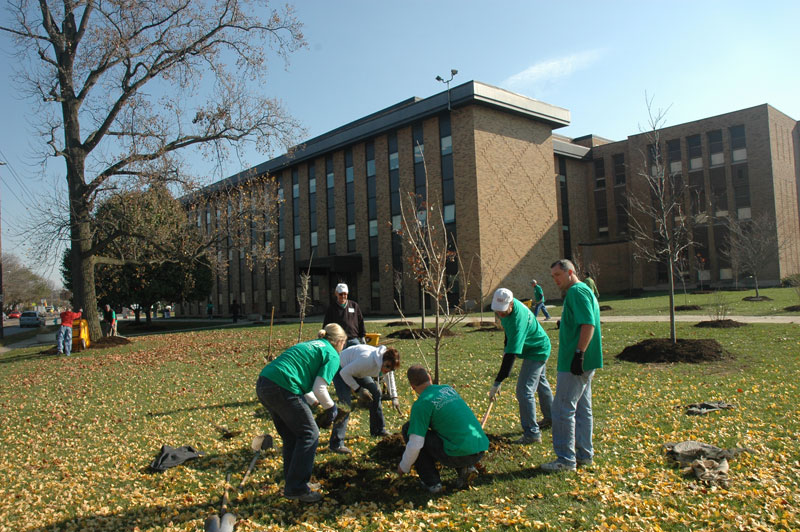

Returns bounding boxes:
[733,164,750,218]
[708,130,724,166]
[308,163,317,256]
[689,171,706,217]
[292,167,300,258]
[345,149,355,252]
[326,155,336,255]
[412,123,426,201]
[667,139,681,175]
[613,154,625,186]
[687,135,702,170]
[593,158,605,189]
[709,167,727,216]
[595,189,608,236]
[730,125,747,162]
[614,187,627,235]
[388,132,403,288]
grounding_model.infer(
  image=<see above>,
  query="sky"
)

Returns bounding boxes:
[1,0,799,287]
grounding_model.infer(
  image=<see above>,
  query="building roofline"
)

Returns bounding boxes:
[202,81,571,193]
[553,138,591,160]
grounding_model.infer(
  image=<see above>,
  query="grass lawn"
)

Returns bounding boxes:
[1,319,798,531]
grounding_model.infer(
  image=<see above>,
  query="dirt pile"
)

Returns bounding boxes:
[617,338,732,364]
[695,320,747,329]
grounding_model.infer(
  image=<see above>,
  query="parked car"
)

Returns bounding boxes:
[19,311,46,328]
[8,311,21,319]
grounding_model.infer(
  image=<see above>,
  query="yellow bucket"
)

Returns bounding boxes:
[364,333,381,346]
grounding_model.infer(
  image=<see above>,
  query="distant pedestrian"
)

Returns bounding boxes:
[207,301,214,319]
[583,273,600,299]
[57,307,82,356]
[530,279,551,320]
[102,304,117,337]
[231,300,240,323]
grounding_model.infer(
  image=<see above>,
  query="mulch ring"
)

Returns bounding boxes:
[385,320,415,327]
[464,321,501,332]
[695,319,748,328]
[743,296,773,302]
[385,328,456,340]
[675,305,702,311]
[617,338,732,364]
[785,305,800,312]
[39,336,133,355]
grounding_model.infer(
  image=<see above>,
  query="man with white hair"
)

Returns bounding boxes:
[488,287,553,444]
[323,283,366,347]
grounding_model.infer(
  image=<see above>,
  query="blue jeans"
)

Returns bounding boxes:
[552,370,595,466]
[256,376,319,497]
[401,422,485,486]
[533,302,550,319]
[57,325,73,355]
[330,371,384,448]
[516,358,553,438]
[345,337,365,348]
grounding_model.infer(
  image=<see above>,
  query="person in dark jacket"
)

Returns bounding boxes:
[231,300,240,323]
[322,283,365,347]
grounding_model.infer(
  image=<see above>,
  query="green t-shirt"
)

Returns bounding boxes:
[500,298,550,360]
[260,339,340,394]
[534,284,545,303]
[557,282,603,372]
[408,385,489,457]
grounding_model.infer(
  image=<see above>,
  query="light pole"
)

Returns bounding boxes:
[435,69,458,111]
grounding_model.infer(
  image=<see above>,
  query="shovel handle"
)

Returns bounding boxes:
[480,398,495,429]
[237,451,260,491]
[221,472,231,514]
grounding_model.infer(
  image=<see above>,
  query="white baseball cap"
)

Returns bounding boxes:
[335,283,349,294]
[491,288,513,312]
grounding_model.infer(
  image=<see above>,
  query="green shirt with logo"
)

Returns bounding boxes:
[408,385,489,457]
[500,298,551,360]
[557,282,603,372]
[260,339,340,394]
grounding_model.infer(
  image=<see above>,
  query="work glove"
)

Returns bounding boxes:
[357,386,373,402]
[488,382,501,401]
[316,404,338,429]
[391,397,401,415]
[571,350,584,376]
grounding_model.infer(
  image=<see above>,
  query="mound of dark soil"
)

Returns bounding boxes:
[487,434,513,452]
[464,321,501,332]
[385,328,456,340]
[617,338,732,364]
[90,336,133,348]
[675,305,702,311]
[695,320,747,328]
[691,290,714,295]
[368,433,406,465]
[599,305,613,311]
[785,305,800,312]
[314,452,414,504]
[385,320,414,327]
[743,296,773,302]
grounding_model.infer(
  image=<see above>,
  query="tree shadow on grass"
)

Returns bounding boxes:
[145,399,259,417]
[0,350,59,365]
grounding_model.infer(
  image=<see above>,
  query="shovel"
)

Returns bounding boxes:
[237,433,274,491]
[204,472,236,532]
[480,396,496,429]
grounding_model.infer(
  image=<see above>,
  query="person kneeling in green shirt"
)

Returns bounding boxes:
[397,365,489,493]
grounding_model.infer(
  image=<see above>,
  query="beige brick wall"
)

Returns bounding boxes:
[767,106,800,278]
[470,105,561,302]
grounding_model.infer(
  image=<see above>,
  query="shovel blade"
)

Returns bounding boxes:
[251,433,274,452]
[204,514,221,532]
[219,512,236,532]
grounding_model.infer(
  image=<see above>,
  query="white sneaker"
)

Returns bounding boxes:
[540,460,576,472]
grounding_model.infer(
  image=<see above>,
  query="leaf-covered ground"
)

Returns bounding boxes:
[1,320,798,531]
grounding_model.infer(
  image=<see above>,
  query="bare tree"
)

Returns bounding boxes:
[571,247,601,284]
[2,253,54,311]
[396,154,469,384]
[720,213,782,298]
[626,96,694,343]
[1,0,305,339]
[296,255,313,342]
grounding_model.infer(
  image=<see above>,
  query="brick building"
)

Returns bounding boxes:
[179,82,800,317]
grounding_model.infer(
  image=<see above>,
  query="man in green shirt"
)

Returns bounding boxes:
[541,259,603,472]
[583,273,600,299]
[398,365,489,493]
[488,288,553,444]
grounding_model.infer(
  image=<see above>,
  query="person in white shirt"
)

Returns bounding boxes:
[328,344,401,453]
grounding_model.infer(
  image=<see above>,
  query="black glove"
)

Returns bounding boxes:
[571,349,584,376]
[316,404,338,429]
